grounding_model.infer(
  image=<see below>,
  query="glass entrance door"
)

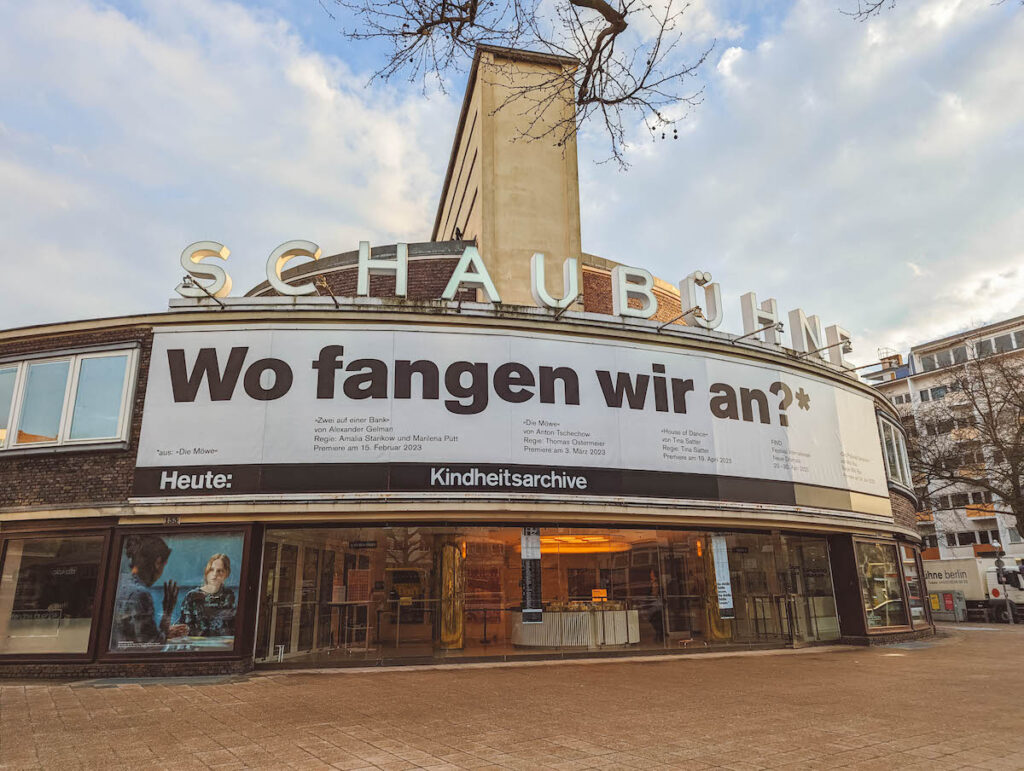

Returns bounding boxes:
[780,536,840,643]
[256,540,328,662]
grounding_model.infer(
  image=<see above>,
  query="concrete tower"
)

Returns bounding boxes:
[431,45,583,306]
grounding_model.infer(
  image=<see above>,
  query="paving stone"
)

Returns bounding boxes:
[2,624,1024,769]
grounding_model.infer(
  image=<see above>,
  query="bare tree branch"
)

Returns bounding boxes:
[841,0,1021,23]
[332,0,712,166]
[904,352,1024,539]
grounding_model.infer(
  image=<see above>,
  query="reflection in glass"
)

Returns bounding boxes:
[856,541,909,628]
[0,366,16,444]
[902,547,929,628]
[69,355,128,440]
[254,526,844,666]
[255,541,279,660]
[16,360,70,444]
[782,536,840,642]
[0,536,104,654]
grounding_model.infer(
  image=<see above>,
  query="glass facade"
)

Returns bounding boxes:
[69,354,129,441]
[901,545,930,629]
[0,535,105,654]
[856,541,909,629]
[108,531,244,655]
[0,350,136,451]
[877,418,912,488]
[0,366,16,444]
[254,526,841,666]
[16,360,70,445]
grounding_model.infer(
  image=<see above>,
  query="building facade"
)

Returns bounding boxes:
[0,47,929,678]
[870,315,1024,563]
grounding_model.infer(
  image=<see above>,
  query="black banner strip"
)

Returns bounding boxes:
[133,462,805,506]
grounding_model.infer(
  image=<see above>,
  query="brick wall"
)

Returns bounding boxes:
[581,267,685,325]
[263,256,477,302]
[267,250,684,319]
[890,489,919,536]
[0,327,151,510]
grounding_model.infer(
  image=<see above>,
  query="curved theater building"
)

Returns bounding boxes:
[0,47,928,677]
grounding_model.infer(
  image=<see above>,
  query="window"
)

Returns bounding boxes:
[970,491,993,504]
[995,334,1015,354]
[919,389,931,402]
[925,418,954,436]
[901,547,930,628]
[0,349,136,452]
[936,350,953,368]
[0,366,16,444]
[922,535,938,549]
[990,530,1001,543]
[930,386,948,401]
[1010,528,1022,544]
[0,535,106,654]
[856,542,909,629]
[962,450,985,466]
[956,532,976,546]
[979,531,990,544]
[946,533,957,547]
[878,418,912,488]
[976,339,995,357]
[951,493,970,508]
[108,531,246,655]
[952,346,968,364]
[920,355,937,373]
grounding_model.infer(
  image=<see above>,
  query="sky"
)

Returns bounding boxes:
[0,0,1021,366]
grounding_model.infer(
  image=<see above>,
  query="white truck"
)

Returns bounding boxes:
[923,557,1024,622]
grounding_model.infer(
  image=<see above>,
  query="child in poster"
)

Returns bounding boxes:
[109,532,242,653]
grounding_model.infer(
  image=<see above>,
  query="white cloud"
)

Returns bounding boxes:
[717,46,746,86]
[579,0,1024,364]
[0,0,458,327]
[633,0,746,43]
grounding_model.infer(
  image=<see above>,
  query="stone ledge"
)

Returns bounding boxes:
[840,627,935,646]
[0,657,252,681]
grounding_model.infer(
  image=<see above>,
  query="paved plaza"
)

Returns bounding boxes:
[2,624,1022,770]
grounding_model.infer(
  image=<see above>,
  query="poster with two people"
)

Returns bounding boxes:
[109,531,243,653]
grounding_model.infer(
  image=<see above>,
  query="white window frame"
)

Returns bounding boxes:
[878,415,912,490]
[0,362,23,446]
[0,348,138,452]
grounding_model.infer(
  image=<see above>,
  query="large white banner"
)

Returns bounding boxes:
[134,324,888,504]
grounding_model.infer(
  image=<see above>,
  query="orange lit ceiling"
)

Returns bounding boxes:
[514,534,633,554]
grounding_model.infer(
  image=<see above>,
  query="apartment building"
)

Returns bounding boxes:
[870,315,1024,561]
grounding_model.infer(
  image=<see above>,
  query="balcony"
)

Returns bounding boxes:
[916,509,934,523]
[966,503,997,519]
[957,464,988,480]
[974,543,999,557]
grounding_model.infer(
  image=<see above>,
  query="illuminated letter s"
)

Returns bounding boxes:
[176,241,232,298]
